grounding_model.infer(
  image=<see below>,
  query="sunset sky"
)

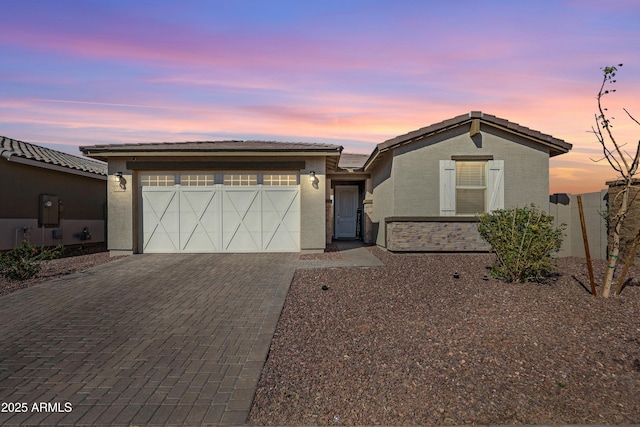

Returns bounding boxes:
[2,0,640,193]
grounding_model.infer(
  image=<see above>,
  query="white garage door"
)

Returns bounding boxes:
[141,172,300,253]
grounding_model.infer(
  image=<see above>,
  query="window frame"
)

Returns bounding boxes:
[222,173,258,186]
[262,172,299,186]
[455,161,487,216]
[439,159,504,216]
[140,171,301,187]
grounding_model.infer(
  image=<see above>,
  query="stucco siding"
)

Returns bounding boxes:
[0,159,106,250]
[391,124,550,217]
[0,160,105,220]
[488,128,549,211]
[300,157,327,251]
[107,159,134,253]
[370,154,394,246]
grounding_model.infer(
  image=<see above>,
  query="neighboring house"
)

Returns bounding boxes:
[80,111,572,255]
[0,136,107,250]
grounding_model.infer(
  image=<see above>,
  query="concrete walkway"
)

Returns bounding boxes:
[297,241,384,269]
[0,253,298,426]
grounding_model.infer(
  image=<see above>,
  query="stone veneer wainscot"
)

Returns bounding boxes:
[385,217,491,252]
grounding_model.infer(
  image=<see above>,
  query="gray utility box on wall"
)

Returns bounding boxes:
[39,194,60,228]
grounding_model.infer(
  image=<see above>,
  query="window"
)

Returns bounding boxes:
[223,174,257,186]
[141,172,301,187]
[180,174,215,186]
[263,173,298,186]
[440,159,503,216]
[141,174,175,186]
[455,162,486,215]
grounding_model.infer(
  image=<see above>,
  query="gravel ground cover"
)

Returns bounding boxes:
[0,250,116,297]
[249,248,640,425]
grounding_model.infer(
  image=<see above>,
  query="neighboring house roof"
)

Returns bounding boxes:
[364,111,573,171]
[0,136,107,178]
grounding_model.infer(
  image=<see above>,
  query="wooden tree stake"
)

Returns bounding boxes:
[577,195,597,296]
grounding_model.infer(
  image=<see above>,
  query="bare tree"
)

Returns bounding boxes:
[591,64,640,298]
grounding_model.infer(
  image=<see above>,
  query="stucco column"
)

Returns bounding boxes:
[325,176,333,244]
[363,176,374,244]
[107,159,134,256]
[300,158,327,252]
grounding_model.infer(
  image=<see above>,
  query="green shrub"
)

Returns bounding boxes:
[477,206,565,283]
[0,242,63,281]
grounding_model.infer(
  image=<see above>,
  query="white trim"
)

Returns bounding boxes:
[439,160,456,216]
[487,160,505,211]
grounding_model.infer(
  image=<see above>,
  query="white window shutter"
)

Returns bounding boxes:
[440,160,456,216]
[487,160,504,211]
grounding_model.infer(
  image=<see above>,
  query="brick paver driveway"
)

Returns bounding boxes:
[0,253,297,426]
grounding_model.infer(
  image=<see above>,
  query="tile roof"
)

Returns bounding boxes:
[377,111,572,154]
[80,140,343,158]
[1,136,107,176]
[363,111,573,170]
[338,153,369,169]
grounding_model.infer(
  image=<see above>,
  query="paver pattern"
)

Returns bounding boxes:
[0,253,297,426]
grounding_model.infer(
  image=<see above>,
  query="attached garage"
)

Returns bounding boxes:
[141,172,300,253]
[79,140,341,255]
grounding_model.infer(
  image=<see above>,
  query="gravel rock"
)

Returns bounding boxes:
[249,248,640,425]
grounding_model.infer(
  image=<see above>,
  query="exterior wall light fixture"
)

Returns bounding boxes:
[308,171,319,189]
[115,172,127,190]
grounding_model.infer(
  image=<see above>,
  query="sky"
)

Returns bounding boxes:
[1,0,640,194]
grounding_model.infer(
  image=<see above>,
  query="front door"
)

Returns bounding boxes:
[334,185,359,239]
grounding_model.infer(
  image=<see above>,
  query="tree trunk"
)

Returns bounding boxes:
[602,184,630,298]
[602,222,621,298]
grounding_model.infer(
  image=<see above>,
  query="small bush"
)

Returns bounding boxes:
[477,206,564,283]
[0,242,63,281]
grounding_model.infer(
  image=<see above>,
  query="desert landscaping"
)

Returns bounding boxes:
[249,248,640,425]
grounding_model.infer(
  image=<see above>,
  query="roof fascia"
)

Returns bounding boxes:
[484,121,571,156]
[5,155,107,180]
[83,150,342,160]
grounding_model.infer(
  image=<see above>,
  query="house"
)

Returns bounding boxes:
[80,111,572,255]
[1,136,108,250]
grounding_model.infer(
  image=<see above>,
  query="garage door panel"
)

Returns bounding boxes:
[223,189,261,252]
[262,189,300,251]
[142,188,180,253]
[180,188,221,252]
[263,225,298,251]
